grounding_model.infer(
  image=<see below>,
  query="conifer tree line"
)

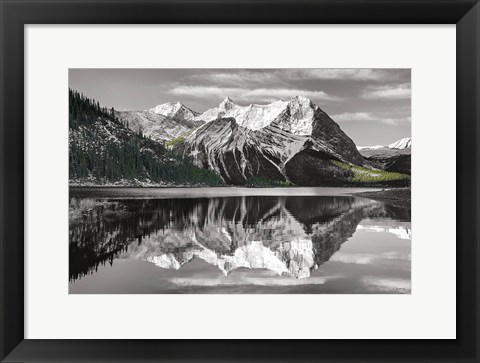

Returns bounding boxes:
[69,89,119,129]
[69,89,224,185]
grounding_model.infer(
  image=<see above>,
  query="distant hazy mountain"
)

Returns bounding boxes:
[358,137,411,175]
[116,102,204,142]
[115,111,190,143]
[358,137,411,153]
[388,137,412,150]
[148,101,199,122]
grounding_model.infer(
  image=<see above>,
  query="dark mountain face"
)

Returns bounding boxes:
[359,147,411,175]
[285,149,354,186]
[384,154,411,175]
[309,108,364,165]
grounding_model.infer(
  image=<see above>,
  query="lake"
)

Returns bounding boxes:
[69,187,411,294]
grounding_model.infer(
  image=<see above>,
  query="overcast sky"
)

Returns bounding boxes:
[69,68,410,145]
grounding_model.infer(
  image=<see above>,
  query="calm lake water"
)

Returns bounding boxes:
[69,187,411,294]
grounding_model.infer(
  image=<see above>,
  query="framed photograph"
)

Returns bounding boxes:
[1,0,479,362]
[67,67,413,294]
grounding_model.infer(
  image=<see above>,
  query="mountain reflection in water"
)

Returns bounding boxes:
[69,195,410,283]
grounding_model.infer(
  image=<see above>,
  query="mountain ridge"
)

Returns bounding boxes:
[357,137,412,151]
[70,90,410,186]
[176,98,391,185]
[147,101,200,121]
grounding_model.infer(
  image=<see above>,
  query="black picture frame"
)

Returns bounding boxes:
[1,1,479,362]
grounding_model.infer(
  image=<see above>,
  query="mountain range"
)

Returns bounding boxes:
[71,91,411,186]
[68,89,224,186]
[357,137,412,152]
[357,137,411,175]
[174,96,368,185]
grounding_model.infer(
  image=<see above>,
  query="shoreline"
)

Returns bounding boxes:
[69,184,410,209]
[69,181,405,189]
[69,184,384,189]
[69,186,384,199]
[351,188,411,208]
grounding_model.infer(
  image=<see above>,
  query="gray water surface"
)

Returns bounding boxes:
[69,187,410,294]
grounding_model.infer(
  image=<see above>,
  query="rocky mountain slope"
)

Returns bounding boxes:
[116,101,204,142]
[148,101,199,122]
[115,111,191,143]
[176,96,407,186]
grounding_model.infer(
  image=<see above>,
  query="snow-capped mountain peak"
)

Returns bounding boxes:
[219,96,237,111]
[148,102,180,116]
[289,95,313,106]
[193,95,319,134]
[279,96,317,134]
[227,99,289,130]
[147,101,198,121]
[388,137,412,149]
[183,95,365,185]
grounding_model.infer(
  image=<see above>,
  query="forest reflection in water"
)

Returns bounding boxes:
[69,192,411,294]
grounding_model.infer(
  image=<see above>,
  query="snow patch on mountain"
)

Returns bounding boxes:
[194,96,318,135]
[357,137,411,151]
[388,137,412,149]
[147,101,198,121]
[357,145,384,150]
